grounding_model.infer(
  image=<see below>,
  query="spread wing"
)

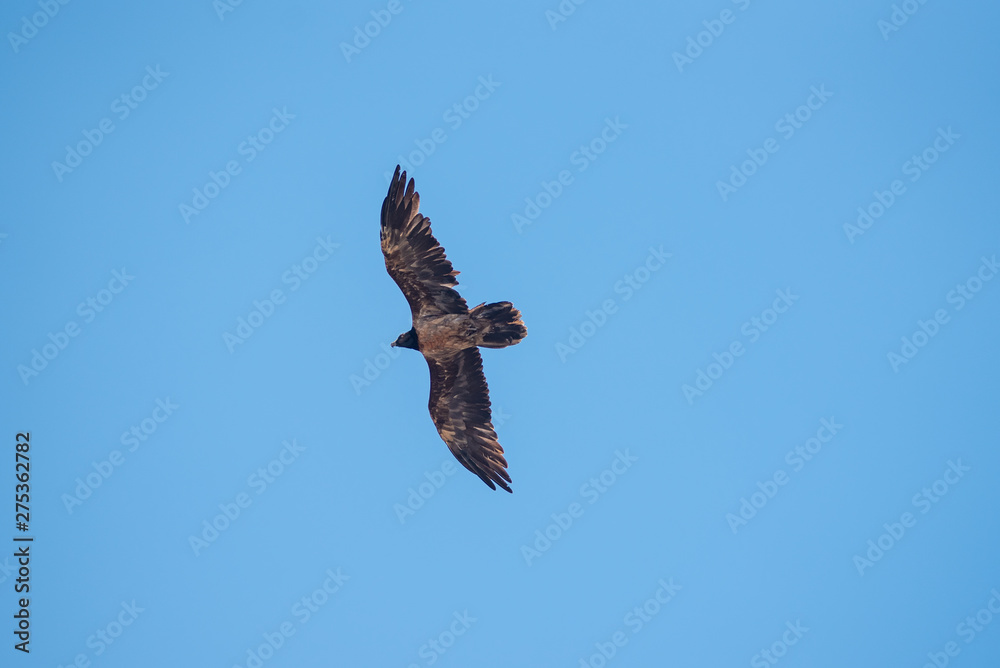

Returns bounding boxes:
[381,166,468,318]
[426,348,512,492]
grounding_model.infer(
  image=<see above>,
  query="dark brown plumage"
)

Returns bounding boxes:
[380,165,526,492]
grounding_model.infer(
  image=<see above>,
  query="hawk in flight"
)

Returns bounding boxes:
[381,166,526,492]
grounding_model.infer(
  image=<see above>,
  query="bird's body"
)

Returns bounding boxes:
[409,314,476,354]
[380,166,526,492]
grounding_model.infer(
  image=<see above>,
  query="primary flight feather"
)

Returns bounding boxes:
[381,165,526,492]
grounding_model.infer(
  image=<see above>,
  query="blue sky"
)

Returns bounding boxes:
[2,0,999,666]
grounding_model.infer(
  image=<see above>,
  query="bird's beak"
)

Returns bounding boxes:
[390,341,397,347]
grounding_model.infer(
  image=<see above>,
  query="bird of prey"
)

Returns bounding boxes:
[381,165,527,492]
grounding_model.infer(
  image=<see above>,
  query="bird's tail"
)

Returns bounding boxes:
[472,302,527,349]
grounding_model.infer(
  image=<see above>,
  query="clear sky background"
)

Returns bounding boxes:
[2,1,998,666]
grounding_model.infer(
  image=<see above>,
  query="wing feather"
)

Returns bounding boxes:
[426,348,512,493]
[381,166,468,318]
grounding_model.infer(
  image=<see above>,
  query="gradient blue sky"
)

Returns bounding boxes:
[2,1,999,666]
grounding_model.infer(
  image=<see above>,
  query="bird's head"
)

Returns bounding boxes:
[391,328,419,350]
